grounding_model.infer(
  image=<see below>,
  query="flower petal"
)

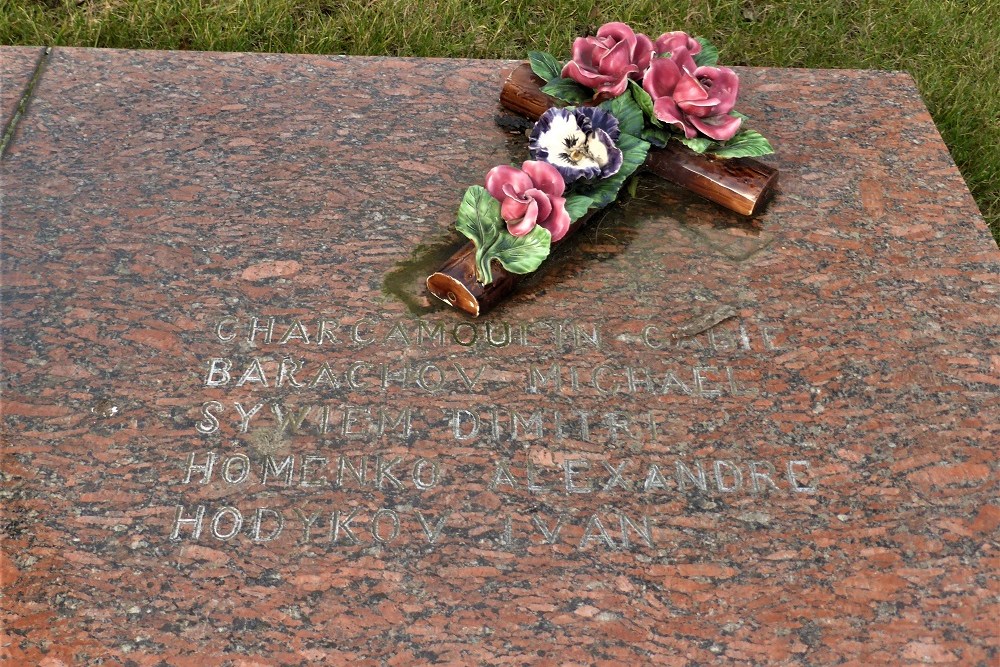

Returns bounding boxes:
[507,198,539,236]
[486,165,532,201]
[652,97,698,137]
[539,195,571,242]
[689,113,743,141]
[521,160,565,197]
[643,58,682,99]
[523,188,553,224]
[634,32,655,72]
[596,22,637,52]
[596,38,634,76]
[673,72,709,102]
[500,197,529,225]
[693,66,740,115]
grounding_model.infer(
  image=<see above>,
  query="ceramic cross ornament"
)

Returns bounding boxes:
[428,22,779,317]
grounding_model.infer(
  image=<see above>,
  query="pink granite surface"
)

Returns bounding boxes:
[1,47,997,665]
[0,47,44,143]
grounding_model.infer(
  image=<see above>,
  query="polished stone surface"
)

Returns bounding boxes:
[2,47,998,665]
[0,47,43,142]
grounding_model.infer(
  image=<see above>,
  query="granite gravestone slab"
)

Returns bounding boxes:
[1,47,998,665]
[0,47,45,144]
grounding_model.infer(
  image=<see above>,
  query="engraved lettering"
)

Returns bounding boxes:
[694,366,721,398]
[211,506,243,540]
[618,514,654,548]
[376,408,411,437]
[330,508,360,544]
[276,357,305,387]
[643,464,669,492]
[417,320,444,345]
[374,456,404,490]
[641,325,664,350]
[262,456,295,485]
[527,461,549,492]
[714,460,743,492]
[222,454,251,484]
[336,456,366,487]
[489,460,517,490]
[452,322,477,346]
[278,319,310,345]
[234,402,264,433]
[205,358,232,386]
[453,362,486,390]
[564,459,592,493]
[385,322,410,345]
[676,460,708,492]
[251,508,284,542]
[309,362,339,388]
[412,458,440,490]
[300,456,328,487]
[235,358,269,387]
[351,319,375,345]
[184,451,217,484]
[196,401,223,434]
[749,461,780,493]
[371,508,400,544]
[416,363,444,391]
[601,461,629,492]
[293,508,322,543]
[512,410,543,440]
[448,409,480,441]
[342,407,369,439]
[528,363,561,394]
[170,505,206,540]
[248,317,275,344]
[579,514,616,549]
[348,361,368,388]
[216,317,238,342]
[317,319,339,344]
[787,460,816,492]
[531,514,564,544]
[592,365,620,395]
[415,511,449,544]
[485,322,511,347]
[271,403,311,434]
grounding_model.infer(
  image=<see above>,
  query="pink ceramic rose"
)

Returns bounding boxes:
[653,30,701,74]
[561,22,655,100]
[485,160,571,242]
[643,61,743,141]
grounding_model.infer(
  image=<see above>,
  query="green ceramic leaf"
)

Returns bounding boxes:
[564,194,594,222]
[455,185,505,283]
[709,129,775,159]
[574,133,650,208]
[528,51,562,82]
[540,77,592,104]
[641,125,673,147]
[455,185,501,249]
[628,80,660,127]
[484,225,552,276]
[600,93,644,137]
[676,135,714,154]
[693,37,720,67]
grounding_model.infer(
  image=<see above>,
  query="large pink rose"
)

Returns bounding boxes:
[561,22,655,100]
[485,161,571,242]
[653,31,701,74]
[643,61,743,141]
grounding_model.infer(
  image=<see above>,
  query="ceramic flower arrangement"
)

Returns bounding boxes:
[451,21,773,287]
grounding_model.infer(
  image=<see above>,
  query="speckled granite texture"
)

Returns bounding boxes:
[1,47,997,665]
[0,47,44,142]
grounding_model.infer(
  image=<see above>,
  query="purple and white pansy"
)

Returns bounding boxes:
[528,107,624,183]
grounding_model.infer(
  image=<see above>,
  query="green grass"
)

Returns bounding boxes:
[2,0,998,243]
